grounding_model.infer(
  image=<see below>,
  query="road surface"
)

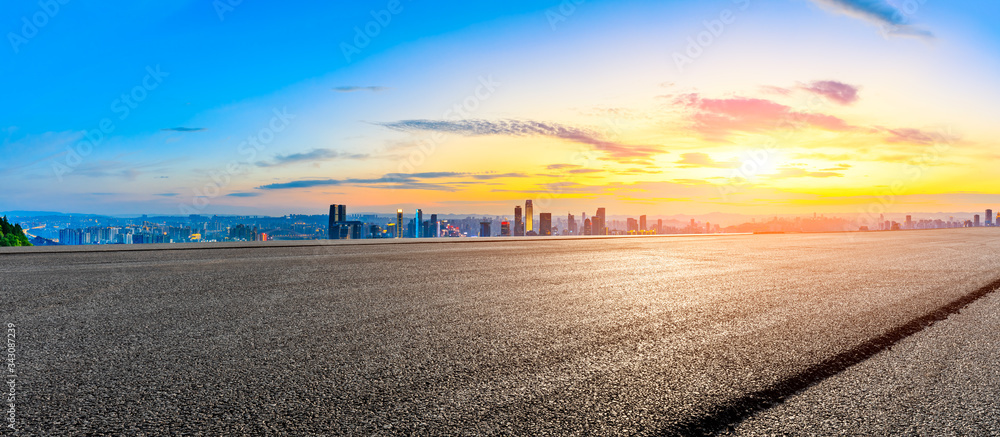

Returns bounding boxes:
[3,229,1000,435]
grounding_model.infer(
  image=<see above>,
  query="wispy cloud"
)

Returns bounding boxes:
[809,0,933,38]
[226,192,260,197]
[161,127,207,132]
[674,152,739,169]
[471,172,528,180]
[332,86,390,93]
[882,128,959,145]
[769,166,845,179]
[256,148,370,167]
[800,80,860,105]
[257,172,472,191]
[546,164,582,170]
[376,119,662,162]
[676,94,854,141]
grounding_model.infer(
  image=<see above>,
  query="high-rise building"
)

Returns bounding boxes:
[525,200,534,234]
[627,218,638,233]
[539,213,552,236]
[595,207,606,235]
[905,215,913,229]
[975,214,981,227]
[639,215,647,232]
[583,218,592,235]
[328,204,347,239]
[429,214,438,237]
[656,218,663,234]
[479,221,492,237]
[514,206,524,236]
[568,213,577,235]
[415,209,423,238]
[987,209,994,226]
[500,221,511,236]
[396,209,404,238]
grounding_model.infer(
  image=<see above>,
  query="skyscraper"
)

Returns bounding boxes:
[905,215,913,229]
[396,209,404,238]
[514,206,524,236]
[479,221,492,237]
[988,209,994,226]
[328,204,346,239]
[429,214,438,237]
[500,221,510,236]
[639,215,646,232]
[539,213,552,236]
[595,207,606,235]
[657,218,663,234]
[525,200,534,234]
[568,213,577,235]
[415,209,423,238]
[583,218,592,235]
[627,218,638,233]
[975,214,981,227]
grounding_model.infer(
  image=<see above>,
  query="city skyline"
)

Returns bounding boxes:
[3,1,1000,217]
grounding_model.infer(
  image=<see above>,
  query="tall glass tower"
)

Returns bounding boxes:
[525,200,534,234]
[415,209,423,238]
[396,209,404,238]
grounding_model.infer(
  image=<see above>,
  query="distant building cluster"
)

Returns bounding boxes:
[326,201,703,240]
[24,214,331,246]
[15,207,1000,246]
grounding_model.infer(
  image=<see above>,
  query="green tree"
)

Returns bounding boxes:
[0,216,32,247]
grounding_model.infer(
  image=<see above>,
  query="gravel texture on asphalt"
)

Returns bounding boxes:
[2,229,1000,435]
[727,288,1000,436]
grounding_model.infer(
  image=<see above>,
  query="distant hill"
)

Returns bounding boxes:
[0,210,66,217]
[0,216,33,247]
[29,236,60,246]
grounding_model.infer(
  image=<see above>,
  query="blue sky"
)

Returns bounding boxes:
[3,1,1000,216]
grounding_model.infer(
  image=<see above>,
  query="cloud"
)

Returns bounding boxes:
[155,193,178,197]
[226,192,261,197]
[760,85,793,96]
[256,148,370,167]
[256,172,473,191]
[376,119,662,162]
[769,166,845,179]
[332,86,390,93]
[676,94,854,140]
[674,152,740,169]
[809,0,933,38]
[882,128,959,145]
[546,164,582,170]
[800,80,860,105]
[471,172,529,180]
[161,127,207,132]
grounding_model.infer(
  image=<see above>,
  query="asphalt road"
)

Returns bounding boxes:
[3,229,1000,435]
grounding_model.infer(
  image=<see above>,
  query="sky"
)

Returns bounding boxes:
[2,0,999,218]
